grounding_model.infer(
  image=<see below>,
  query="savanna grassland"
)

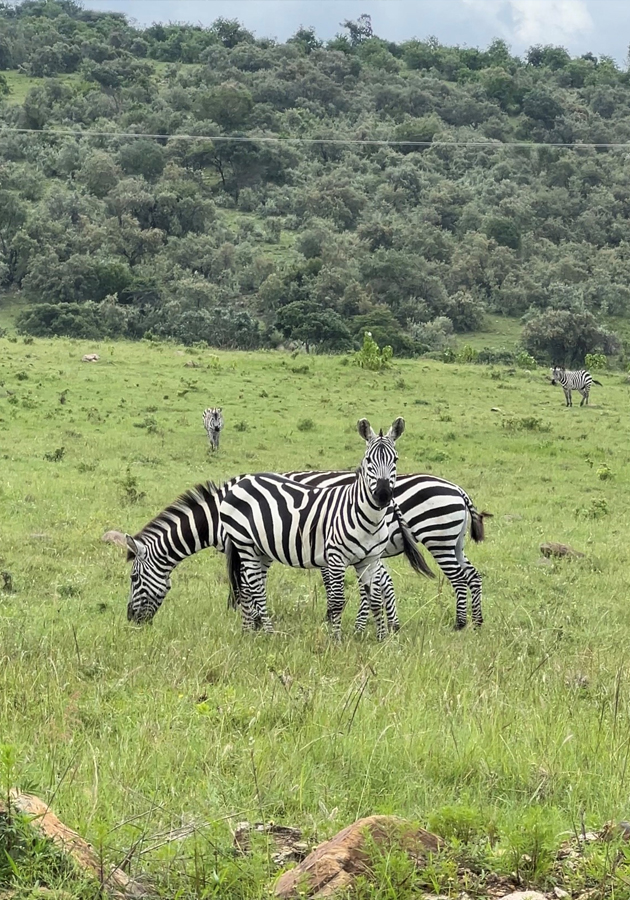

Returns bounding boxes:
[1,335,630,897]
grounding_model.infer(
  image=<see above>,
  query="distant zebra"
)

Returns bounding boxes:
[220,419,435,639]
[103,465,488,634]
[550,367,602,407]
[203,407,224,450]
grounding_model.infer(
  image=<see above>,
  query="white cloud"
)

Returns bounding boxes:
[510,0,593,43]
[462,0,593,46]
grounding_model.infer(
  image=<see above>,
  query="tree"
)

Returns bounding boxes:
[275,300,352,352]
[79,150,119,198]
[522,309,620,365]
[118,141,165,181]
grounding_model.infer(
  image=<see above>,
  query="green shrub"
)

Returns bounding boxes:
[585,352,607,372]
[297,418,315,431]
[354,331,393,371]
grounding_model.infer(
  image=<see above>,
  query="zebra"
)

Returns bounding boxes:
[203,407,224,450]
[550,367,602,407]
[290,471,489,631]
[103,468,488,633]
[219,418,434,640]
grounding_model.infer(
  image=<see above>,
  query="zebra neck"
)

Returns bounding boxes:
[139,483,224,570]
[352,473,388,532]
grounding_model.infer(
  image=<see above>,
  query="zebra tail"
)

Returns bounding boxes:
[225,537,241,610]
[461,490,493,542]
[393,503,435,579]
[593,379,603,386]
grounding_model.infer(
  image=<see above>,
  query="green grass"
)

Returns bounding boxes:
[1,337,630,897]
[453,314,524,352]
[2,69,79,104]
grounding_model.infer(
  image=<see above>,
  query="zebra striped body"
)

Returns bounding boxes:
[220,418,427,639]
[103,467,486,633]
[290,470,486,630]
[550,368,601,407]
[203,407,224,450]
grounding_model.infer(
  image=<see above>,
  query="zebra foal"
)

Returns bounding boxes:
[203,407,224,450]
[550,367,602,407]
[220,418,433,639]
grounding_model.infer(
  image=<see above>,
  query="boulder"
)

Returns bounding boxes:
[274,815,442,899]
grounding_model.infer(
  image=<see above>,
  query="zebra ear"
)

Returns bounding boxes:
[357,418,377,442]
[125,535,147,560]
[386,417,405,442]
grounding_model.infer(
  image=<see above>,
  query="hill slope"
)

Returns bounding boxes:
[1,2,629,360]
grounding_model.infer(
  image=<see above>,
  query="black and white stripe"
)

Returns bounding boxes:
[220,418,433,639]
[103,465,488,633]
[290,471,488,630]
[550,367,602,407]
[203,407,224,450]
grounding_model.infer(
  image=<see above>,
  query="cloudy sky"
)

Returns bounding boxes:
[81,0,629,64]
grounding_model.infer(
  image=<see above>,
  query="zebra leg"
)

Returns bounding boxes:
[324,560,347,641]
[356,561,386,641]
[321,566,334,622]
[241,559,274,633]
[565,388,572,407]
[580,389,589,407]
[432,550,470,630]
[379,564,400,632]
[354,580,370,633]
[462,555,483,627]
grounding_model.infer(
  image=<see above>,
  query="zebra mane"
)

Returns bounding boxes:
[133,480,223,547]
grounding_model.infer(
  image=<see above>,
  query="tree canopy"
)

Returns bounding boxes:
[0,4,629,358]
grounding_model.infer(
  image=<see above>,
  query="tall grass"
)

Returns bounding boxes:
[1,336,629,896]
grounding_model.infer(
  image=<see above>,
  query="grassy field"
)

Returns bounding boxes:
[1,336,630,897]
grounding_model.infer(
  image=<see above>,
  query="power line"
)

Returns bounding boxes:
[1,126,630,149]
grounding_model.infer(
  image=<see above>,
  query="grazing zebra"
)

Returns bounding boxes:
[203,407,224,450]
[220,418,434,639]
[550,367,602,407]
[103,468,488,633]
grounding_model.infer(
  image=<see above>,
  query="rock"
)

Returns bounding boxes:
[499,893,547,900]
[274,815,442,899]
[554,888,570,899]
[535,557,554,567]
[0,791,153,898]
[234,821,308,868]
[81,354,100,363]
[491,407,502,412]
[184,360,200,368]
[540,542,585,559]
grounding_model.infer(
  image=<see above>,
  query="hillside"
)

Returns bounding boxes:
[1,1,630,361]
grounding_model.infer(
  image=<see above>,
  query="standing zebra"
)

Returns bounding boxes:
[203,407,224,450]
[219,418,434,639]
[550,367,602,407]
[291,471,489,631]
[103,469,488,633]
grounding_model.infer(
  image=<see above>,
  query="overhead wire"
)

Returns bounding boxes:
[1,126,629,148]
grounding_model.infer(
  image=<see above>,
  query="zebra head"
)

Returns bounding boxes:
[357,417,405,508]
[550,366,564,385]
[203,407,223,432]
[102,530,171,623]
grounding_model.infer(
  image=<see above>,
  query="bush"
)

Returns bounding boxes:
[585,352,607,372]
[522,309,620,366]
[354,331,393,371]
[16,301,129,340]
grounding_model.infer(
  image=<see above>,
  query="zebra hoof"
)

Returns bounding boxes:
[454,621,467,631]
[391,622,401,633]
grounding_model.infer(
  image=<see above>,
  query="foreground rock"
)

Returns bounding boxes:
[0,791,152,899]
[274,815,442,899]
